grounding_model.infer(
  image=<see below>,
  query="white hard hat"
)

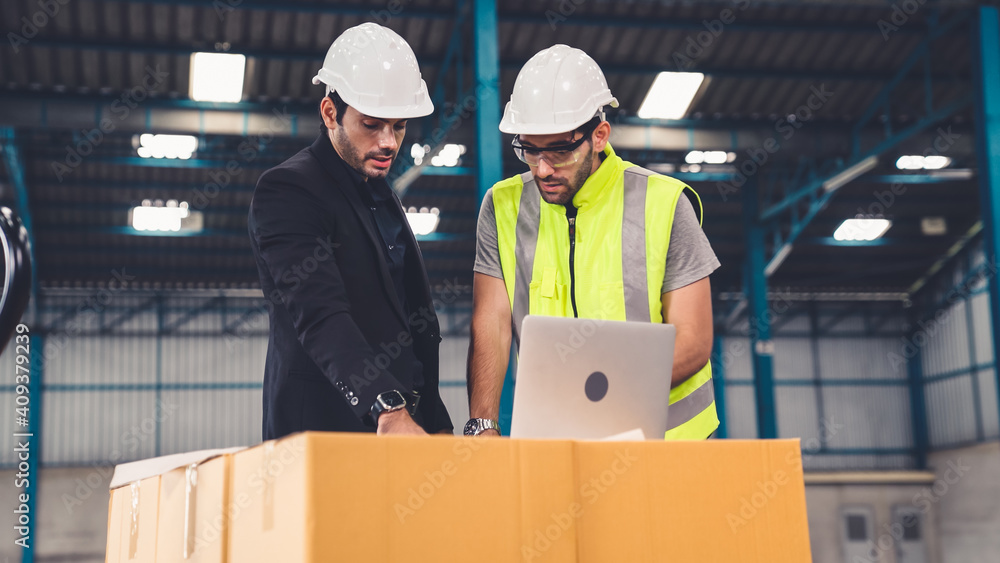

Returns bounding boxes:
[312,23,433,119]
[499,44,618,135]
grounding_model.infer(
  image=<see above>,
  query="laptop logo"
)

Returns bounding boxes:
[585,371,608,402]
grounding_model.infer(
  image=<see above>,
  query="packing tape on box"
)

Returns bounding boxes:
[128,481,140,560]
[183,463,198,559]
[262,441,275,531]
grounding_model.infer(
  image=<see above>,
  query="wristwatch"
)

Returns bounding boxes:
[464,418,501,436]
[371,390,408,423]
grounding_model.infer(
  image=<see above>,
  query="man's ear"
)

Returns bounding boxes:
[592,121,611,152]
[319,97,338,130]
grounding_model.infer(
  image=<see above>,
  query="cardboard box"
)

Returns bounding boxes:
[155,455,231,563]
[227,433,812,563]
[106,447,243,563]
[106,475,160,563]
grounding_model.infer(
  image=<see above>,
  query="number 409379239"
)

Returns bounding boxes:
[14,323,30,421]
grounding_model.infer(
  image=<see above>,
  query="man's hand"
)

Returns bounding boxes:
[376,410,428,436]
[475,428,501,438]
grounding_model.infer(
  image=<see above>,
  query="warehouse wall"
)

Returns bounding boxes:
[917,241,1000,448]
[927,441,1000,563]
[718,305,918,471]
[0,292,935,471]
[803,479,942,563]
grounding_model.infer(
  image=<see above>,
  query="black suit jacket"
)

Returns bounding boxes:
[248,132,453,440]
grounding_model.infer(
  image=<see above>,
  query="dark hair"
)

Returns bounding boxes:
[575,115,603,137]
[326,91,349,126]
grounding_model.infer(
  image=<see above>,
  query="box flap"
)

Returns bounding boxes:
[110,446,246,490]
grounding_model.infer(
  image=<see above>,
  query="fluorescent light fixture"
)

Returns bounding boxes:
[702,151,728,164]
[895,155,952,170]
[637,72,705,120]
[921,217,947,236]
[684,150,727,165]
[685,150,704,164]
[833,218,892,241]
[189,52,246,103]
[430,144,465,167]
[130,200,203,233]
[922,155,951,170]
[822,155,878,192]
[137,134,197,159]
[406,207,440,236]
[410,143,430,166]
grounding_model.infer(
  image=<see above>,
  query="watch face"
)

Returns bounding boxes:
[380,391,406,409]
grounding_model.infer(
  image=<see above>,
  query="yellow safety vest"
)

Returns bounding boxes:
[491,143,719,440]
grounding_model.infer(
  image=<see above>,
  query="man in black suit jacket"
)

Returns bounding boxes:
[248,23,452,439]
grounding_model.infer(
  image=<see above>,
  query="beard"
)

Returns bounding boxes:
[533,148,595,205]
[332,127,396,180]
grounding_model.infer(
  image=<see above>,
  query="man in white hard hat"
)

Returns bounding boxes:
[464,45,720,440]
[249,23,452,439]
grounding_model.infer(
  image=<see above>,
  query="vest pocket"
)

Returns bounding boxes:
[528,279,570,317]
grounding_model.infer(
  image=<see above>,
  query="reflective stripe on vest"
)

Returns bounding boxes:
[512,172,540,348]
[495,152,718,440]
[623,167,716,435]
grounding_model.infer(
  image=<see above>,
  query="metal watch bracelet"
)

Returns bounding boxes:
[464,418,501,436]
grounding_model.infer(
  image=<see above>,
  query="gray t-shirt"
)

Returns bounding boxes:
[473,187,720,293]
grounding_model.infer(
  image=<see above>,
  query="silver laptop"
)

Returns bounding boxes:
[509,315,675,440]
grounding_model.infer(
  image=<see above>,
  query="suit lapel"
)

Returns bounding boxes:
[308,133,408,327]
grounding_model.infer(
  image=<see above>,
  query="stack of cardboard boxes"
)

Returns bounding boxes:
[106,433,812,562]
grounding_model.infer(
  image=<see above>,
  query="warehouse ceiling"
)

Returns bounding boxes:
[0,0,985,296]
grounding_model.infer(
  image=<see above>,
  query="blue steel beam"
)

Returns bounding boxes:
[906,309,930,469]
[711,334,728,439]
[974,6,1000,432]
[741,177,778,439]
[756,12,975,278]
[0,127,40,563]
[473,0,511,435]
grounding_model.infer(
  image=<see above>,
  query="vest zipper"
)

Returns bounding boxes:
[565,204,579,318]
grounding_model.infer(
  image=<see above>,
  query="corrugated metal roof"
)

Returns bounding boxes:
[0,0,984,293]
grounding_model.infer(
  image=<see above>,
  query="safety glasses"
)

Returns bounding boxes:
[511,123,597,168]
